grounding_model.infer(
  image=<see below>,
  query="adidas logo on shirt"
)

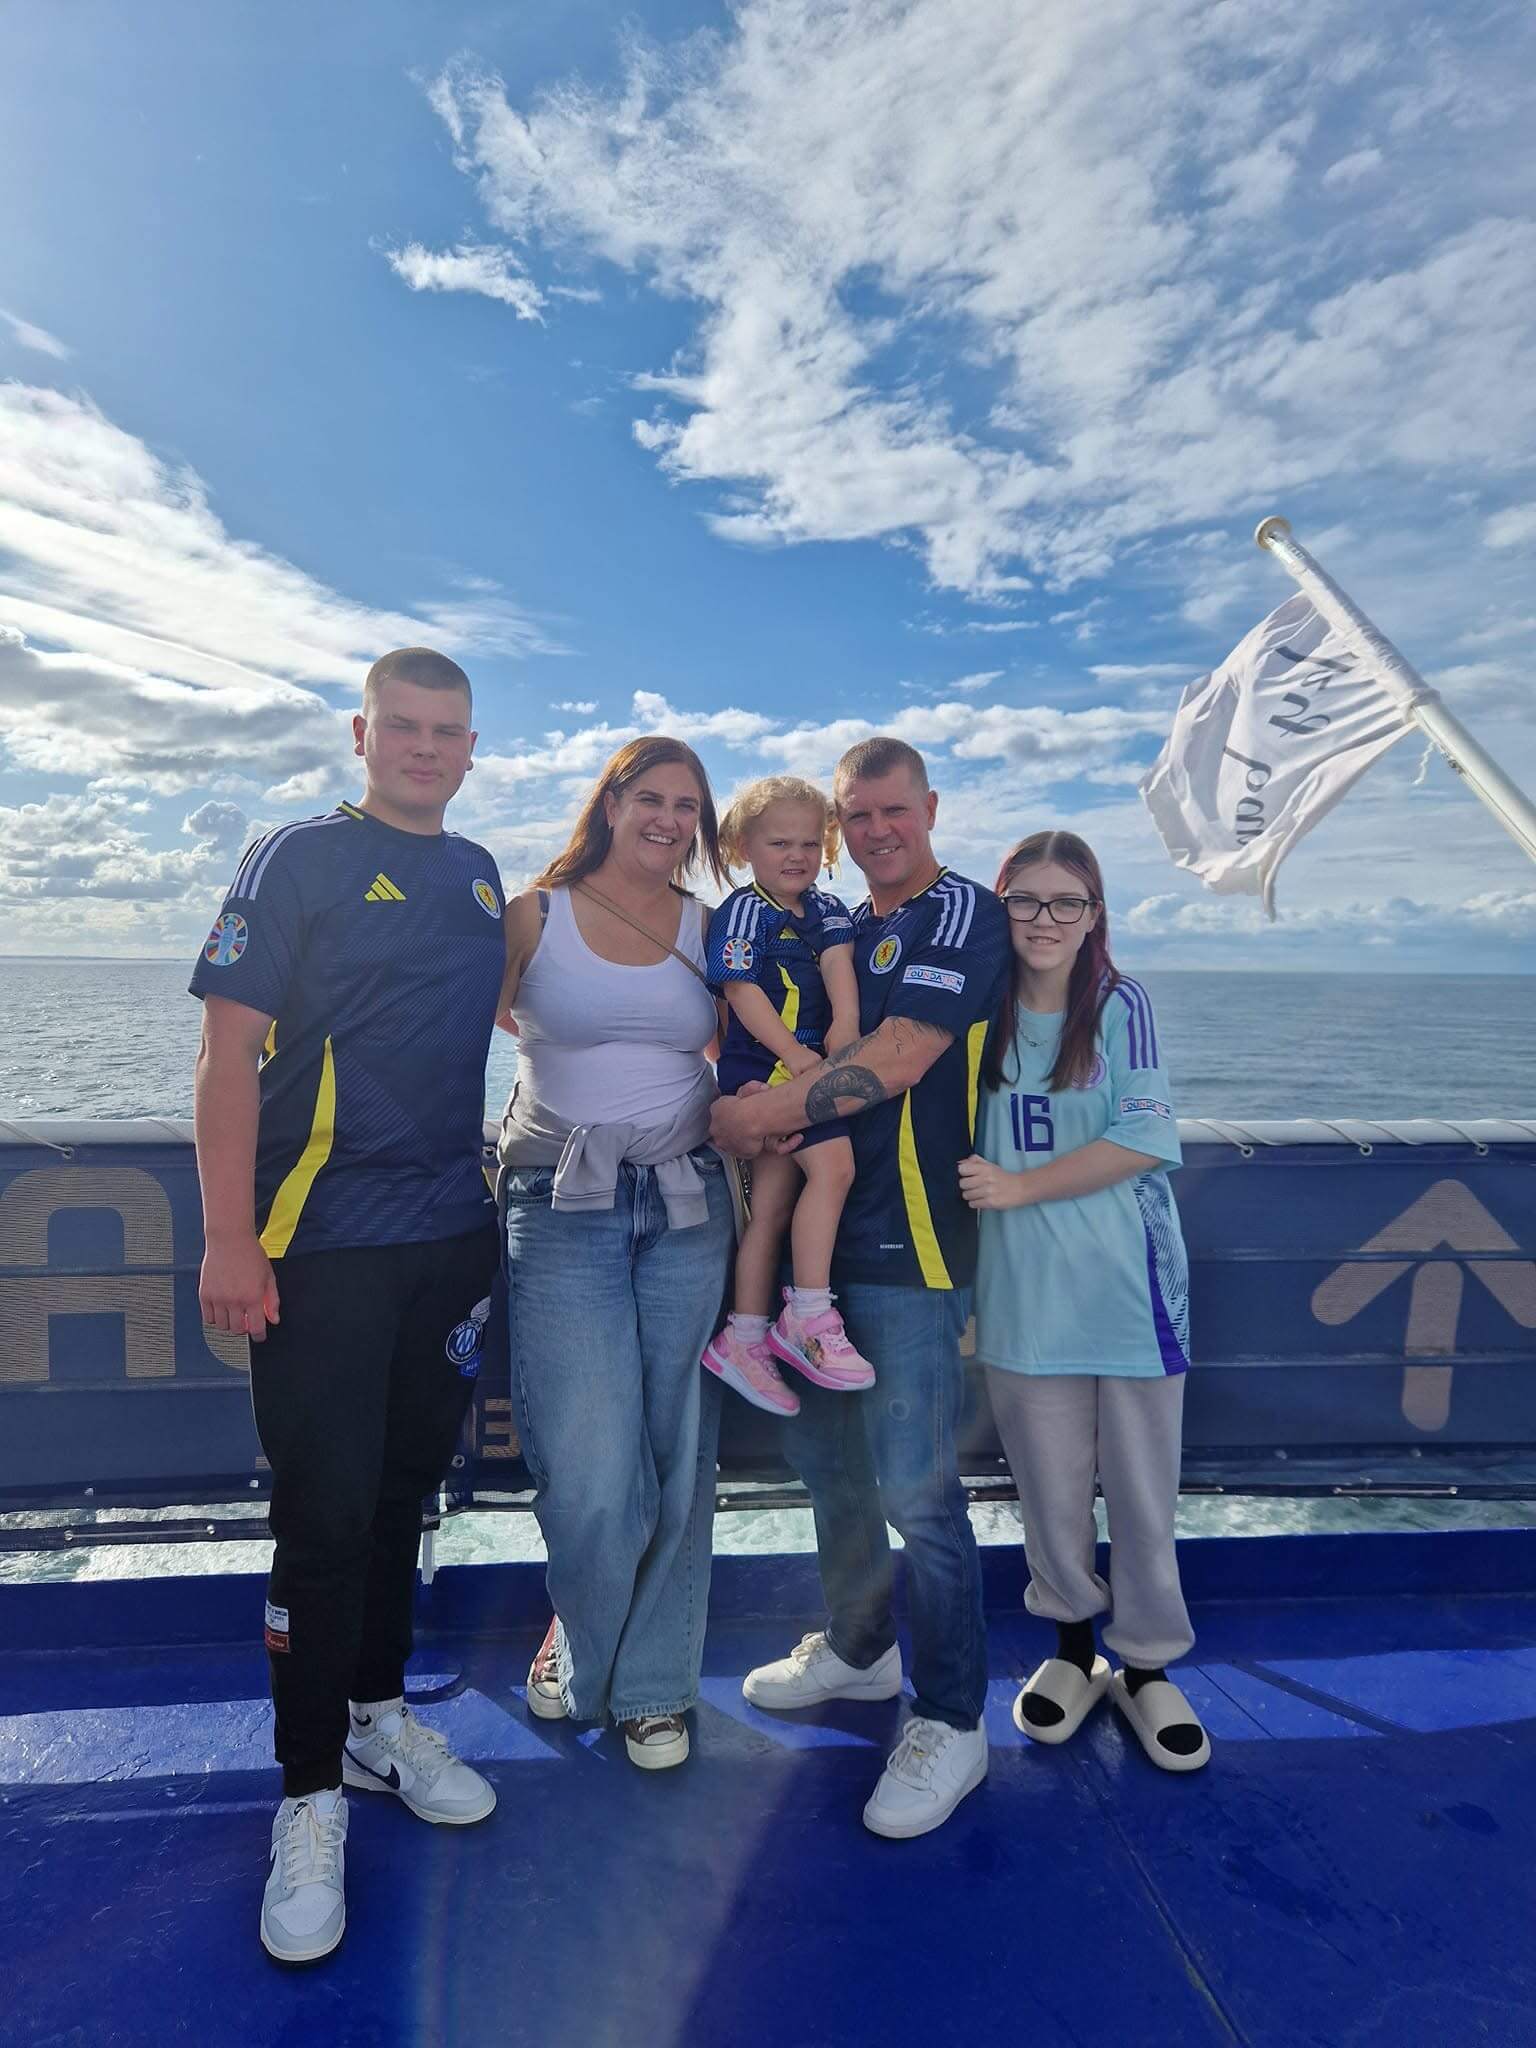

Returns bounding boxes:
[364,873,406,903]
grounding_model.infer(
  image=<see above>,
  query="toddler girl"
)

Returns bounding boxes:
[701,777,875,1414]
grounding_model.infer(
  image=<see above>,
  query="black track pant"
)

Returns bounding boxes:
[250,1225,498,1796]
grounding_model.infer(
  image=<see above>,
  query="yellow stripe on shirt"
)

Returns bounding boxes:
[899,1090,952,1290]
[965,1018,987,1142]
[777,963,801,1035]
[259,1034,336,1260]
[766,966,802,1086]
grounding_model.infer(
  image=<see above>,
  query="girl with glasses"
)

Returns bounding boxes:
[957,831,1209,1773]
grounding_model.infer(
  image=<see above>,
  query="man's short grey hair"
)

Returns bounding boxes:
[834,737,930,793]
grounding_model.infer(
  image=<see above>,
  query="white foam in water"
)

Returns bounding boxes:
[3,1493,1531,1587]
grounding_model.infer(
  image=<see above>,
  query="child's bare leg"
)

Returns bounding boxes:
[732,1152,801,1316]
[789,1137,856,1292]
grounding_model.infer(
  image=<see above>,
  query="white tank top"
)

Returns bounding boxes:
[511,886,718,1128]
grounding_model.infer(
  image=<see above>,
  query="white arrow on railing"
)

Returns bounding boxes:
[1312,1179,1536,1430]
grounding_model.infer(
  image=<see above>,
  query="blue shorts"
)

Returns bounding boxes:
[717,1048,850,1152]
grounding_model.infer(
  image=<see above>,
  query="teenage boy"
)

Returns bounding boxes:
[192,647,506,1963]
[710,737,1010,1839]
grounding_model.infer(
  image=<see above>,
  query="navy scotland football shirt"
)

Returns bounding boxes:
[188,802,506,1259]
[832,869,1010,1292]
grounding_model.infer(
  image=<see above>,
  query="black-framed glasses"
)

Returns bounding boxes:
[1003,892,1097,926]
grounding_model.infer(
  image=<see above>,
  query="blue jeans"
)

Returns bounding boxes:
[502,1151,731,1722]
[779,1283,986,1730]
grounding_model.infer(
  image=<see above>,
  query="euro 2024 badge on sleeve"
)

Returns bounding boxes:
[722,935,754,973]
[203,911,248,966]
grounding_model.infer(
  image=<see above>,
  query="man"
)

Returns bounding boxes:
[192,647,506,1963]
[710,738,1009,1838]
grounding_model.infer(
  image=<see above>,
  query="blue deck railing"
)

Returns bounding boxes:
[2,1117,1534,1548]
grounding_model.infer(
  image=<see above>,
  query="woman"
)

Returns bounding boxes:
[958,830,1209,1773]
[497,737,735,1768]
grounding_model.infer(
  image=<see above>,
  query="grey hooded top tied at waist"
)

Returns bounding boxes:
[496,1063,721,1232]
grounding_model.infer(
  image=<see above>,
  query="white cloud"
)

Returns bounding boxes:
[1125,888,1536,942]
[0,624,345,797]
[753,696,1166,781]
[0,308,71,360]
[385,241,545,320]
[0,791,249,906]
[1089,663,1190,682]
[0,383,565,807]
[899,670,1002,697]
[181,800,251,850]
[912,615,1039,637]
[0,383,560,699]
[1484,503,1536,550]
[551,698,597,713]
[1321,147,1384,187]
[419,4,1536,597]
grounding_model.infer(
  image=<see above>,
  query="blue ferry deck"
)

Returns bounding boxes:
[4,1529,1534,2048]
[4,1118,1534,2042]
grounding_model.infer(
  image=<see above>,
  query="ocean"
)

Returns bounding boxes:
[4,959,1534,1125]
[2,961,1532,1581]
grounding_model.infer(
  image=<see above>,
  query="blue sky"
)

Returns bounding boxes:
[2,0,1534,968]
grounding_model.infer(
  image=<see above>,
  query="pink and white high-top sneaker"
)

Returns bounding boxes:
[702,1321,801,1415]
[768,1292,876,1391]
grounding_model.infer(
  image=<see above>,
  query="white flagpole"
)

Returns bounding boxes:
[1254,515,1536,866]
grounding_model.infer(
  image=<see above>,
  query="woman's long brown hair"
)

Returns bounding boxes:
[536,736,727,894]
[983,830,1118,1093]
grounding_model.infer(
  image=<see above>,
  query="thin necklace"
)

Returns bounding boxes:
[1016,1000,1062,1048]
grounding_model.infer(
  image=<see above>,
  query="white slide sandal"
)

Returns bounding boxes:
[1110,1669,1211,1773]
[1012,1654,1112,1745]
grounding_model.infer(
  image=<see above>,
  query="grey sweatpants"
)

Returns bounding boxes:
[985,1367,1194,1669]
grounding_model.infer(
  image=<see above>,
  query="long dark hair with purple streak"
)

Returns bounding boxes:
[983,830,1118,1094]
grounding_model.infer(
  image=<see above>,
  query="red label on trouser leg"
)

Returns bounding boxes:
[264,1600,291,1654]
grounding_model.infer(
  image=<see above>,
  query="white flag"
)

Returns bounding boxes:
[1139,591,1411,916]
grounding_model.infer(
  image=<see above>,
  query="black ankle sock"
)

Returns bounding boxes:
[1018,1620,1098,1729]
[1124,1665,1204,1755]
[1056,1619,1097,1680]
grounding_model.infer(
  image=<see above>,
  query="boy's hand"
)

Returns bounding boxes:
[957,1154,1030,1212]
[784,1045,824,1079]
[200,1231,281,1341]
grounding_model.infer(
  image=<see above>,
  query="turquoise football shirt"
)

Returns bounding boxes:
[973,977,1190,1376]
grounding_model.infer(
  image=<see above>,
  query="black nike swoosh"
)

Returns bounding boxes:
[346,1749,401,1791]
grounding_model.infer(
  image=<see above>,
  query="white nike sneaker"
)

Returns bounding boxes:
[742,1631,903,1709]
[862,1717,988,1839]
[526,1617,568,1721]
[342,1699,497,1825]
[261,1791,347,1965]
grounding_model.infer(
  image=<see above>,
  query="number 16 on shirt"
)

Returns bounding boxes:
[1009,1094,1056,1154]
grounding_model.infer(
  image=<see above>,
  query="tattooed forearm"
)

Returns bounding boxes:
[806,1063,888,1122]
[824,1015,950,1073]
[795,1014,955,1127]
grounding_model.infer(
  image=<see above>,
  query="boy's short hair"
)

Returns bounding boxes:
[363,647,473,715]
[834,737,929,794]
